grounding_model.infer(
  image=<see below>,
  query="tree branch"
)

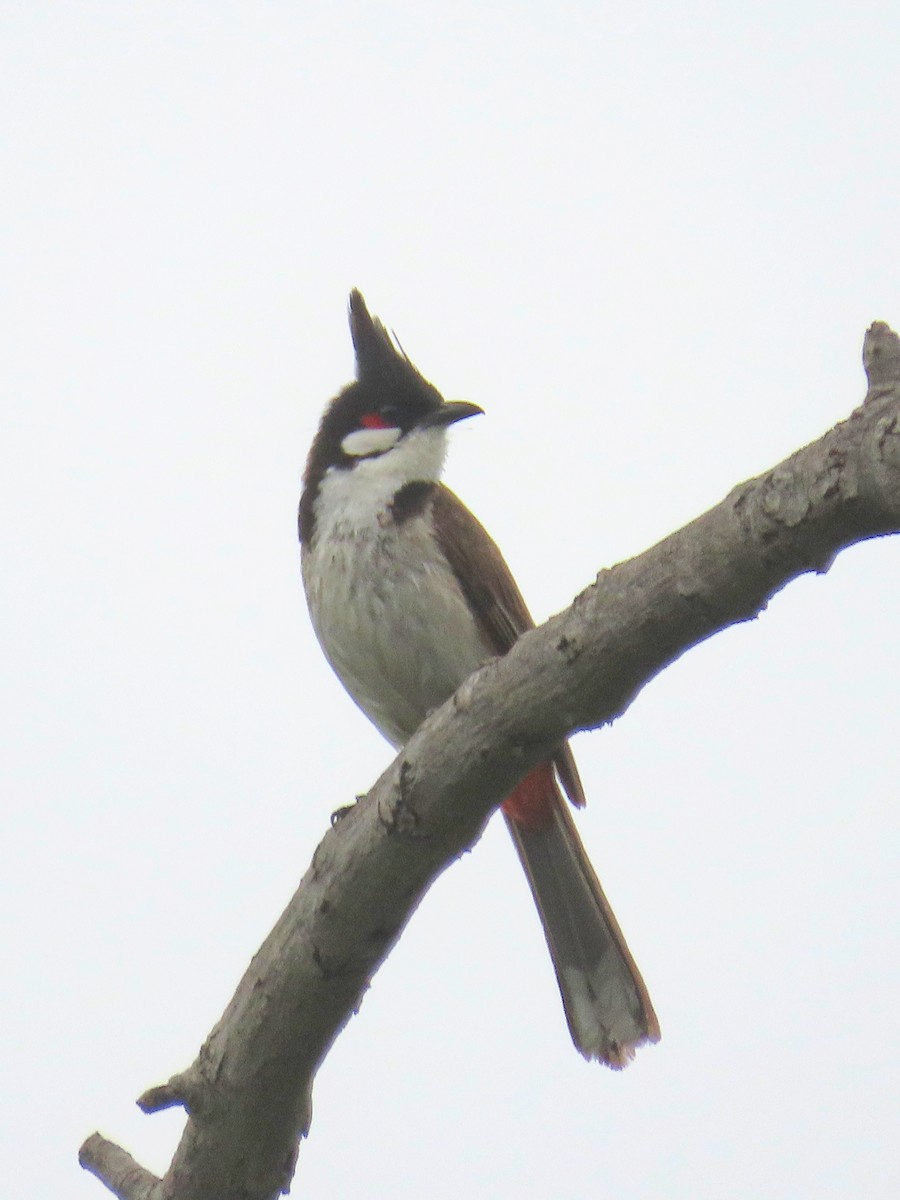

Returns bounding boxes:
[80,322,900,1199]
[79,1134,160,1200]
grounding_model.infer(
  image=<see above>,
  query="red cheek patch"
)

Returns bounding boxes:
[361,412,390,429]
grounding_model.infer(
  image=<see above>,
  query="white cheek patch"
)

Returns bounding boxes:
[341,426,403,458]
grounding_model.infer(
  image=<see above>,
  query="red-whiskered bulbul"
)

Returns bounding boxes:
[299,291,659,1066]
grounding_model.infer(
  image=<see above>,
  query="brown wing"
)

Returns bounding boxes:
[430,484,586,809]
[430,484,533,653]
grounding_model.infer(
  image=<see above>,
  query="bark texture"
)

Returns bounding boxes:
[80,322,900,1200]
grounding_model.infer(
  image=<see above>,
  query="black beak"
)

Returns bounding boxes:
[418,400,484,430]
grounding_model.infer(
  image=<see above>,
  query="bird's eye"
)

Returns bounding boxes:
[360,412,391,430]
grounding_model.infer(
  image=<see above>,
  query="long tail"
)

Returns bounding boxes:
[502,765,660,1067]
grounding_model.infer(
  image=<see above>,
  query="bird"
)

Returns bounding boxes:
[298,290,659,1066]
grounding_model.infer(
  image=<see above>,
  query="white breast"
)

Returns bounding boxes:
[302,430,490,747]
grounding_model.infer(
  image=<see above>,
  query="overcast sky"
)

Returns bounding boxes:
[2,3,899,1197]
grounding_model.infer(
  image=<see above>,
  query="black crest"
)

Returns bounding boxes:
[298,292,445,543]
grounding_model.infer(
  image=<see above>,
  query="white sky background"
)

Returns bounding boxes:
[2,2,898,1196]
